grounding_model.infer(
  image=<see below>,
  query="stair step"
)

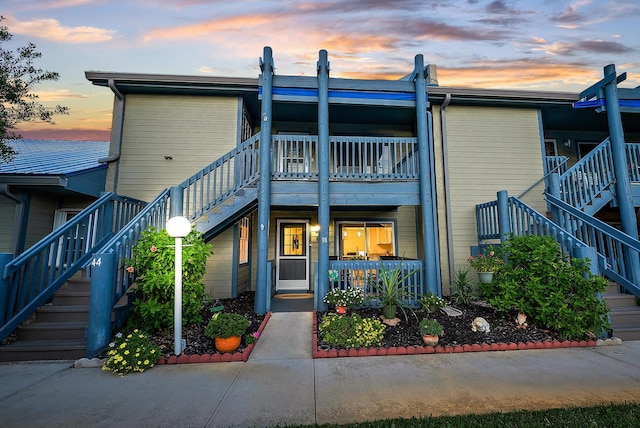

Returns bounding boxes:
[18,321,86,341]
[64,278,92,292]
[609,306,640,325]
[0,339,86,362]
[36,305,89,322]
[605,282,620,294]
[610,323,640,341]
[52,290,91,306]
[603,293,638,308]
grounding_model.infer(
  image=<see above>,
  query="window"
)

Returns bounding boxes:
[51,209,96,267]
[337,221,395,260]
[239,216,250,264]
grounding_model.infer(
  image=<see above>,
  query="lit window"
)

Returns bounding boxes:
[239,216,250,264]
[338,221,394,260]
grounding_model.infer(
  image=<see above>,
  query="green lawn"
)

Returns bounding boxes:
[281,402,640,427]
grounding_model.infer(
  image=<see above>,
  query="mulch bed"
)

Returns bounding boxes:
[151,292,596,364]
[151,292,267,364]
[314,300,596,358]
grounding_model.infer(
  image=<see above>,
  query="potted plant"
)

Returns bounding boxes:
[323,287,364,313]
[468,247,504,283]
[204,312,250,353]
[419,292,446,313]
[419,318,443,346]
[368,258,418,323]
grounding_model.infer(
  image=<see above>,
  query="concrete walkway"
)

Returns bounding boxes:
[1,312,640,427]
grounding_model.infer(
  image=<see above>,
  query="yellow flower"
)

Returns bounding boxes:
[120,343,126,349]
[144,359,150,365]
[124,350,130,355]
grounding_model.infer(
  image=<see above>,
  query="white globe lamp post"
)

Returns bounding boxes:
[166,216,191,355]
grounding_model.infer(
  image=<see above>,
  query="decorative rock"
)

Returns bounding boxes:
[471,317,491,333]
[74,358,105,368]
[442,306,463,317]
[380,315,401,326]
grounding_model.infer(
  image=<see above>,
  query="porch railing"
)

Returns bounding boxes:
[475,193,640,298]
[326,259,424,307]
[545,156,568,175]
[556,138,614,210]
[625,143,640,183]
[0,193,146,341]
[272,135,419,180]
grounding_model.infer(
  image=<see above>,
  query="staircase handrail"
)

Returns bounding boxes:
[518,156,569,199]
[546,194,640,296]
[0,192,146,340]
[505,197,591,261]
[556,137,614,210]
[178,133,260,221]
[84,189,171,303]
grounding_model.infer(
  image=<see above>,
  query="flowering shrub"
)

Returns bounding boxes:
[468,247,504,272]
[319,313,385,348]
[323,287,364,308]
[419,292,446,313]
[244,331,260,345]
[102,329,160,376]
[126,227,213,331]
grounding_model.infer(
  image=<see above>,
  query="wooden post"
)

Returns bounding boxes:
[255,47,274,315]
[85,253,115,357]
[317,50,330,312]
[414,54,439,296]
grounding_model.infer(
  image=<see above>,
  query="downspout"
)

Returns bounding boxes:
[440,93,455,283]
[0,184,23,256]
[98,78,125,194]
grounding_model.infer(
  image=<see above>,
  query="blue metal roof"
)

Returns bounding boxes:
[0,139,109,175]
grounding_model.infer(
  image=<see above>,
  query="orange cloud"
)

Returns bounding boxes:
[6,16,115,43]
[142,14,275,42]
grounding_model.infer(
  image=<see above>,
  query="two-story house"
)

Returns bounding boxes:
[1,47,639,359]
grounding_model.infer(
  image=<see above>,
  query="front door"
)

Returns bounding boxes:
[276,220,309,291]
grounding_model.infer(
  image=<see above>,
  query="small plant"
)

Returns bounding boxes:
[319,313,386,348]
[468,247,504,272]
[450,266,475,305]
[419,292,446,313]
[244,331,260,345]
[204,312,249,339]
[419,318,443,336]
[369,257,419,320]
[102,329,160,376]
[323,287,364,308]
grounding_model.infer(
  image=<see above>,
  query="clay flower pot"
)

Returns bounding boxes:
[215,336,241,353]
[422,334,439,346]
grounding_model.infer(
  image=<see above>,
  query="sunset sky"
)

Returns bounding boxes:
[3,0,640,141]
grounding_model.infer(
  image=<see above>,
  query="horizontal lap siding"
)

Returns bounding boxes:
[24,193,58,250]
[445,106,545,280]
[0,198,16,252]
[203,228,234,298]
[117,95,239,202]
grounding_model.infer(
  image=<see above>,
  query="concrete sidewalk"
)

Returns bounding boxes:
[1,312,640,427]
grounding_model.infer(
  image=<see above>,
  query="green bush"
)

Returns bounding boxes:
[204,312,249,339]
[319,313,386,348]
[479,235,609,339]
[126,227,213,331]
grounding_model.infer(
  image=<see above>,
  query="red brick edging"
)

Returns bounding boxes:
[155,311,272,365]
[311,310,596,359]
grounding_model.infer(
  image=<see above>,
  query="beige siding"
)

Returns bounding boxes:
[24,193,58,250]
[116,95,240,202]
[203,228,234,298]
[443,105,545,290]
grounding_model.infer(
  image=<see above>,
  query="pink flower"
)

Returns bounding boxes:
[252,332,260,339]
[150,245,157,252]
[126,266,134,273]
